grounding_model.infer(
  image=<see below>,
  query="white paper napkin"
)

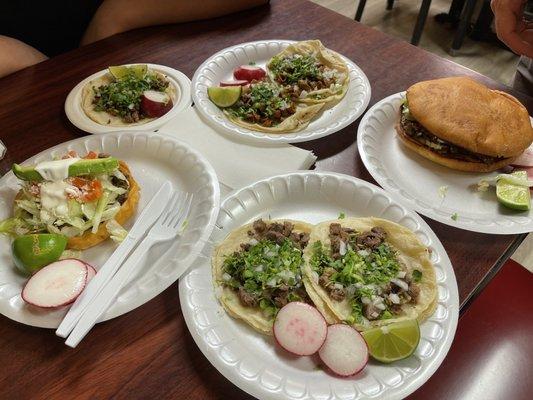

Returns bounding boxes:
[159,107,317,196]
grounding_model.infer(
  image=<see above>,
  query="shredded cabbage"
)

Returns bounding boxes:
[91,191,110,234]
[11,170,128,238]
[106,219,128,243]
[0,217,30,236]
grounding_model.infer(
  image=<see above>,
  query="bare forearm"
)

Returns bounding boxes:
[81,0,269,45]
[0,36,48,78]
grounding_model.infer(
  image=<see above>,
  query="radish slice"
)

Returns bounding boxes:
[273,302,327,356]
[233,65,266,82]
[318,324,368,376]
[220,80,249,87]
[22,259,88,308]
[512,143,533,167]
[84,263,97,283]
[140,90,173,118]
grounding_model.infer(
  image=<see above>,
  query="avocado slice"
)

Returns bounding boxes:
[12,157,119,181]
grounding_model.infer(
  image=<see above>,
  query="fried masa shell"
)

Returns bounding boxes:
[212,219,314,335]
[302,217,437,331]
[15,161,140,250]
[267,39,350,105]
[81,71,176,127]
[406,77,533,158]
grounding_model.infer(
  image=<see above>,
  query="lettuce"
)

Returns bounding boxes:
[106,219,128,243]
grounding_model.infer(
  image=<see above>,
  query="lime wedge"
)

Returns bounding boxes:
[207,86,241,108]
[108,64,147,80]
[361,319,420,363]
[496,171,531,211]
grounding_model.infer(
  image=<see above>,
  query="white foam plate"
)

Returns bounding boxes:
[192,40,371,144]
[357,92,533,234]
[180,171,458,400]
[65,64,192,134]
[0,131,219,328]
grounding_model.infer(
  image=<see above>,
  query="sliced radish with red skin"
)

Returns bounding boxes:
[273,302,327,356]
[84,263,97,283]
[318,324,368,377]
[512,144,533,167]
[233,65,266,82]
[21,259,87,308]
[140,90,173,118]
[219,80,249,87]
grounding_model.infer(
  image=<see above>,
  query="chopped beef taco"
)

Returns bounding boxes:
[82,65,176,127]
[267,40,349,104]
[302,217,437,330]
[212,219,315,335]
[224,81,323,133]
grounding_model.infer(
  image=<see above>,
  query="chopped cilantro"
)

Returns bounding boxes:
[451,213,458,221]
[269,54,322,84]
[338,212,346,219]
[222,238,304,315]
[311,239,402,323]
[412,269,423,282]
[226,81,293,125]
[93,71,169,119]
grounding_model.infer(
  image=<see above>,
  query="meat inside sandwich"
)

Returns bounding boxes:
[399,101,505,165]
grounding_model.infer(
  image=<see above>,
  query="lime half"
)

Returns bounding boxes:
[361,319,420,363]
[109,64,147,80]
[207,86,241,108]
[496,171,531,211]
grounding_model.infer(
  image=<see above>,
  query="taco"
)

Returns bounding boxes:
[212,219,315,335]
[223,80,323,133]
[302,217,437,330]
[81,65,176,127]
[267,40,349,104]
[4,151,139,250]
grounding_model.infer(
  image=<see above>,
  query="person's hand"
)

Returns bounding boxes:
[491,0,533,58]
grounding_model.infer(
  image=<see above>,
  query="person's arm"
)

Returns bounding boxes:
[491,0,533,58]
[81,0,269,45]
[0,36,48,78]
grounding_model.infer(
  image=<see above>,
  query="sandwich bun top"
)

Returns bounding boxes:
[407,77,533,157]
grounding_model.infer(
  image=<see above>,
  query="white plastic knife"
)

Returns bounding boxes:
[55,181,172,338]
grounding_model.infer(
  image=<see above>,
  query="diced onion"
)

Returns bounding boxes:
[249,238,259,246]
[397,271,406,279]
[222,273,231,281]
[375,303,386,311]
[333,283,343,290]
[266,278,277,287]
[339,240,347,256]
[311,271,319,283]
[357,249,370,257]
[361,297,371,305]
[391,278,409,291]
[388,293,401,304]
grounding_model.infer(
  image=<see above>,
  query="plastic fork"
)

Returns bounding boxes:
[65,190,193,348]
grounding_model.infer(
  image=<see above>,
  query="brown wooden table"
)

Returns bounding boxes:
[0,1,530,399]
